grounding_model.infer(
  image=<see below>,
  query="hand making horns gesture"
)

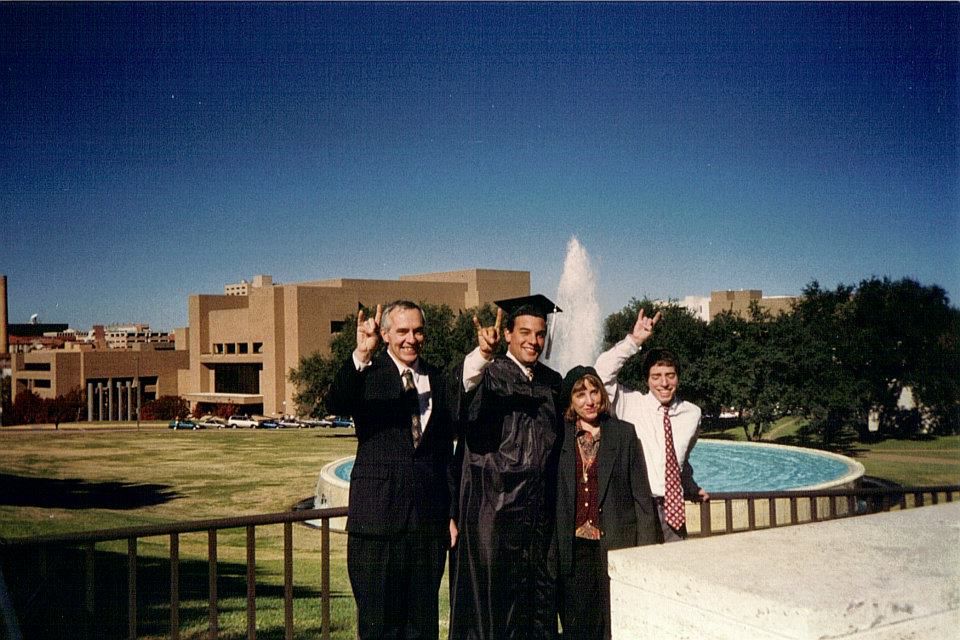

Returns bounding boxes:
[629,308,662,347]
[473,307,503,359]
[355,304,383,362]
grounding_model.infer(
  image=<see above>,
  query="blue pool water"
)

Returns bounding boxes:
[332,440,854,491]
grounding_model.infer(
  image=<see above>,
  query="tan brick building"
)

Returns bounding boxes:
[183,268,529,417]
[10,342,190,421]
[708,290,798,321]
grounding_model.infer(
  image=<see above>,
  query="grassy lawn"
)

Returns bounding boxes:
[1,421,958,638]
[0,424,375,639]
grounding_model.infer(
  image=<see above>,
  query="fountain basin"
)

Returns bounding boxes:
[312,440,864,533]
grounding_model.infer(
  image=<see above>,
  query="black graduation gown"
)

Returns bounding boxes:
[448,356,563,640]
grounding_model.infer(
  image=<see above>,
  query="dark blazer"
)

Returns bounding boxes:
[327,350,454,536]
[556,414,659,576]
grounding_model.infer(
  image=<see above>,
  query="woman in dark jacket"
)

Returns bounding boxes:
[555,365,659,640]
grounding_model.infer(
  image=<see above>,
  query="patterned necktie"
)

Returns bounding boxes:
[662,405,685,530]
[401,369,422,448]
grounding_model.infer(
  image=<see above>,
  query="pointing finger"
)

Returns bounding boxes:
[374,304,382,327]
[357,309,366,327]
[494,308,503,332]
[651,311,662,326]
[473,315,482,332]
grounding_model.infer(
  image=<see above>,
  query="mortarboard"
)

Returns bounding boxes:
[494,294,562,359]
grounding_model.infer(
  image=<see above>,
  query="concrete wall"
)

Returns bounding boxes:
[609,502,960,639]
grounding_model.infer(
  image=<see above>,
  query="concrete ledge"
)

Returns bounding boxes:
[609,502,960,639]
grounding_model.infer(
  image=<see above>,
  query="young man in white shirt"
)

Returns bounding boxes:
[594,309,709,542]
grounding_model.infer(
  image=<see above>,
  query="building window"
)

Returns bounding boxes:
[238,343,249,354]
[23,362,52,371]
[253,342,263,354]
[214,343,224,354]
[32,379,51,388]
[214,364,262,394]
[226,343,236,354]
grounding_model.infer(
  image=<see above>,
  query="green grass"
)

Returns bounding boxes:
[2,422,958,638]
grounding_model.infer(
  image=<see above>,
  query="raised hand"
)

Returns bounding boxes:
[474,307,503,359]
[355,304,383,362]
[629,308,662,347]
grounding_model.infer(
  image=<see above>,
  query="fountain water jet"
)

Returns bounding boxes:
[542,236,603,377]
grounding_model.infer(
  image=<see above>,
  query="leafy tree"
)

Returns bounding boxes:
[140,395,189,421]
[0,376,11,426]
[699,304,798,441]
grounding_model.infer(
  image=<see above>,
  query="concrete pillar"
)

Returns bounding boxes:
[87,382,94,422]
[126,382,133,421]
[116,381,124,422]
[107,378,114,421]
[96,383,103,421]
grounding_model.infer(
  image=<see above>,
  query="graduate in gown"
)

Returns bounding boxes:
[448,296,563,640]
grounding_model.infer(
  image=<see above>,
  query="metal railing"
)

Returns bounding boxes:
[1,506,349,640]
[3,485,960,639]
[688,485,960,537]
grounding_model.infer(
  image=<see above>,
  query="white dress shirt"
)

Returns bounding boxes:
[593,336,701,497]
[353,350,433,432]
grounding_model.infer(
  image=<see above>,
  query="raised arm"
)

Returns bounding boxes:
[594,309,662,400]
[462,307,502,392]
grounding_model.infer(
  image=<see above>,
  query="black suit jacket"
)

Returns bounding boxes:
[327,350,454,536]
[555,415,660,576]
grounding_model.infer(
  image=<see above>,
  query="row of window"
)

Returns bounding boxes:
[212,342,264,355]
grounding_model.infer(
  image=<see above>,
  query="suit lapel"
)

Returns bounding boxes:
[597,419,616,505]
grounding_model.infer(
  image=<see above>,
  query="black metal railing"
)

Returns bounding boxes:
[3,485,959,639]
[688,485,960,537]
[1,506,349,640]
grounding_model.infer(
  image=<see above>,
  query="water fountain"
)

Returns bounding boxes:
[541,236,603,377]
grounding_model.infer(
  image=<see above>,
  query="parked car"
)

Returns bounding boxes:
[168,418,201,430]
[328,416,354,428]
[227,415,258,429]
[298,417,330,428]
[196,415,228,428]
[278,417,302,429]
[255,417,280,429]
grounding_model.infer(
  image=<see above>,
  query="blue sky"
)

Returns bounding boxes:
[2,3,957,330]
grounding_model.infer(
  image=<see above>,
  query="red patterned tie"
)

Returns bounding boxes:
[662,406,685,530]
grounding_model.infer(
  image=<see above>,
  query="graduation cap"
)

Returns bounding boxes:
[494,294,562,359]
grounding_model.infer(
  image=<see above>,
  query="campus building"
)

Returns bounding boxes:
[707,289,798,321]
[182,268,529,417]
[10,342,191,420]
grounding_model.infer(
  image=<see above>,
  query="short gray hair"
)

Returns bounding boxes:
[380,300,425,332]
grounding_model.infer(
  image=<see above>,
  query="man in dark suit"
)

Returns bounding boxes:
[327,300,455,640]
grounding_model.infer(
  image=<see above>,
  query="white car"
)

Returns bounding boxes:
[227,415,259,429]
[197,415,228,428]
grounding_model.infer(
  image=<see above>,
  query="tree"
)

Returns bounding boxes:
[140,395,189,421]
[699,304,798,441]
[790,278,959,443]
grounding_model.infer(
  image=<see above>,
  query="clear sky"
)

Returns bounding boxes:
[2,2,957,330]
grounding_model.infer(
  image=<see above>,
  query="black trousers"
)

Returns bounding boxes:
[558,538,609,640]
[348,529,447,640]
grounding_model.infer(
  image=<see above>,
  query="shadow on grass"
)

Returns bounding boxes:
[2,544,353,639]
[0,474,182,509]
[772,424,865,457]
